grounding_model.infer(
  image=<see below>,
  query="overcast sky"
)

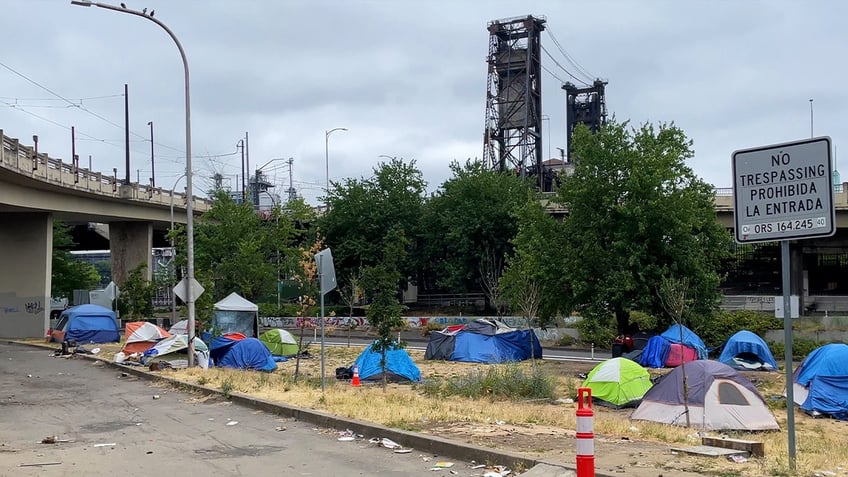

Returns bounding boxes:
[2,1,845,206]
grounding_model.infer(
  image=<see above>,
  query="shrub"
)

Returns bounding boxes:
[628,310,659,332]
[421,321,444,337]
[697,310,780,349]
[576,315,616,349]
[557,334,576,347]
[769,338,823,361]
[421,363,557,401]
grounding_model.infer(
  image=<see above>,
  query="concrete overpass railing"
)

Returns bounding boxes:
[0,130,210,213]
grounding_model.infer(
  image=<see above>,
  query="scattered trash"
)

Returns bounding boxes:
[146,451,153,455]
[495,420,505,425]
[275,426,287,432]
[40,436,70,444]
[120,372,129,378]
[26,374,32,378]
[471,464,486,469]
[482,465,512,477]
[93,443,116,448]
[377,438,401,449]
[114,352,126,363]
[629,426,639,433]
[208,418,214,421]
[338,436,355,442]
[90,347,100,354]
[152,395,160,400]
[431,461,454,469]
[727,455,748,463]
[394,449,412,454]
[226,421,238,426]
[555,398,574,404]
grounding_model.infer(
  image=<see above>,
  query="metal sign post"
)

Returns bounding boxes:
[732,136,834,471]
[314,248,337,392]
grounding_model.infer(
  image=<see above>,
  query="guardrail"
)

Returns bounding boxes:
[0,130,210,212]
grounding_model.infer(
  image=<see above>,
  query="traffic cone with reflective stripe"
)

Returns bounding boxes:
[576,387,595,477]
[351,365,361,387]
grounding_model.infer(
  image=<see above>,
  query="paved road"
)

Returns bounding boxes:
[0,342,478,477]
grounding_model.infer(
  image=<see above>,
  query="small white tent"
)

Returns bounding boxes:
[211,292,259,337]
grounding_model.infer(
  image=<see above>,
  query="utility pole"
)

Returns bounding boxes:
[287,157,295,201]
[148,120,155,187]
[237,138,245,202]
[245,131,251,204]
[124,83,130,184]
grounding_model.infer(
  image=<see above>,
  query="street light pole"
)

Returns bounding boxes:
[148,120,155,188]
[72,0,198,366]
[169,173,187,326]
[324,127,347,208]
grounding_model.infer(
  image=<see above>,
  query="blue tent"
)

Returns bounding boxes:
[425,319,543,364]
[210,335,277,372]
[354,341,421,382]
[794,343,848,420]
[661,324,707,359]
[638,335,671,368]
[718,330,778,370]
[58,304,119,343]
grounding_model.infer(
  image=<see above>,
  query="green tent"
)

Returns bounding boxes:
[582,357,652,408]
[258,329,299,357]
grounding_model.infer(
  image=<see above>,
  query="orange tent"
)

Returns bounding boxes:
[122,321,170,354]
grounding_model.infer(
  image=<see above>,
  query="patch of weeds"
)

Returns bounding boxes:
[197,375,209,386]
[421,363,556,401]
[221,377,234,399]
[385,420,421,432]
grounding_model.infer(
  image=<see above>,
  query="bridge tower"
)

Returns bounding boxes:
[483,15,547,190]
[562,79,608,162]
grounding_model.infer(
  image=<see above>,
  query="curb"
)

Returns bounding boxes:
[15,340,619,476]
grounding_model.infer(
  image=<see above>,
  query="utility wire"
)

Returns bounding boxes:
[541,45,590,86]
[544,29,596,83]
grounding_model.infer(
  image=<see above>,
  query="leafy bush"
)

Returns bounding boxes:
[557,334,576,347]
[628,310,659,332]
[696,310,780,349]
[768,338,823,361]
[576,314,616,349]
[421,321,444,337]
[421,363,556,401]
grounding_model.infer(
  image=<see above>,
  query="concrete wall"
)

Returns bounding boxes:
[0,213,52,338]
[109,221,152,286]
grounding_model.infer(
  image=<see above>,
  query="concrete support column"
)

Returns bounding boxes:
[109,221,153,286]
[0,213,53,338]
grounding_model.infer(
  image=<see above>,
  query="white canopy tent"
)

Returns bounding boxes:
[211,292,259,337]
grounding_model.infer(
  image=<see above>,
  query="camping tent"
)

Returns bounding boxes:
[353,341,421,382]
[718,330,778,371]
[582,357,652,408]
[793,343,848,420]
[424,319,542,363]
[258,329,299,357]
[631,360,779,430]
[142,334,209,368]
[211,293,259,337]
[210,333,277,372]
[169,319,188,335]
[52,304,120,344]
[637,325,705,368]
[122,321,170,354]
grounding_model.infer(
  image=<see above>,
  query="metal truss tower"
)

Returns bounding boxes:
[483,15,546,190]
[562,79,608,161]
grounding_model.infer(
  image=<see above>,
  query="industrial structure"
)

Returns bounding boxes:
[563,79,608,160]
[483,15,547,190]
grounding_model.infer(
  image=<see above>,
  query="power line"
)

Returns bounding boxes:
[541,45,589,86]
[544,29,595,83]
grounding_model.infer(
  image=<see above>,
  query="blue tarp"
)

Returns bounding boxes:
[61,304,119,343]
[661,324,707,359]
[794,343,848,420]
[638,335,670,368]
[354,341,421,382]
[718,330,778,370]
[210,336,277,372]
[451,329,542,363]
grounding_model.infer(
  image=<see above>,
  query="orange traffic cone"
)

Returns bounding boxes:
[351,365,361,387]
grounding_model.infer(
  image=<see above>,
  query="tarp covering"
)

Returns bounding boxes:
[661,324,707,359]
[353,341,421,382]
[142,334,209,368]
[425,319,542,363]
[258,329,299,357]
[793,343,848,420]
[638,335,670,368]
[122,321,170,354]
[60,304,120,343]
[211,293,258,337]
[718,330,778,370]
[583,357,652,408]
[631,360,779,430]
[210,334,276,372]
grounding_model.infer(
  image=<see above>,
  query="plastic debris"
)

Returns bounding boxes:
[275,426,287,432]
[394,449,412,454]
[378,438,401,449]
[338,436,355,442]
[226,421,238,426]
[152,395,160,400]
[431,461,454,469]
[93,443,116,448]
[727,454,748,463]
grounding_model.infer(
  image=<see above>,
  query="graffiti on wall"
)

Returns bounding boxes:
[258,316,536,329]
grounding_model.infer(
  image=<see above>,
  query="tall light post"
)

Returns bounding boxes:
[324,127,347,208]
[810,98,814,138]
[72,0,198,366]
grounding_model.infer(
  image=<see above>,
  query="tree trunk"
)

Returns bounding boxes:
[614,307,629,335]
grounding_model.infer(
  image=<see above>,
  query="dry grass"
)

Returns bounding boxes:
[30,338,848,476]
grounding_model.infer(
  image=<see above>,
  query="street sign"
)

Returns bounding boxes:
[173,277,205,302]
[314,248,337,296]
[732,137,835,243]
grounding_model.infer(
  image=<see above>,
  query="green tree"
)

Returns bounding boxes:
[362,228,408,390]
[501,195,571,327]
[117,263,154,320]
[557,120,731,333]
[51,222,100,298]
[319,157,425,284]
[421,160,532,297]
